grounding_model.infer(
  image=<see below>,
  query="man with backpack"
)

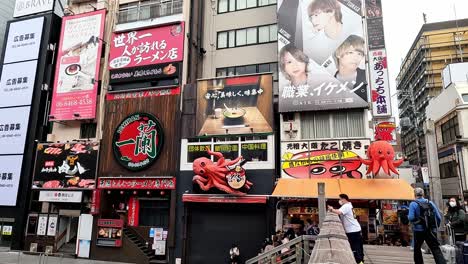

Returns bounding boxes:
[408,187,447,264]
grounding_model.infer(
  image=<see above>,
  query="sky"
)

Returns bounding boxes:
[381,0,468,121]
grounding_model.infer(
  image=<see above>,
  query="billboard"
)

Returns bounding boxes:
[373,118,397,145]
[3,17,44,64]
[0,155,24,206]
[281,139,370,179]
[33,142,99,189]
[196,74,274,136]
[50,10,106,121]
[0,106,30,155]
[365,0,385,49]
[278,0,368,112]
[369,49,391,116]
[0,60,38,108]
[14,0,54,18]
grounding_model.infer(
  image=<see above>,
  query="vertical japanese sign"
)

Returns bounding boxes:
[373,118,396,145]
[278,0,368,112]
[369,49,391,116]
[50,10,106,121]
[127,196,139,227]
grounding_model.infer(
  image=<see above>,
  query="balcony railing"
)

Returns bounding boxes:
[118,0,183,24]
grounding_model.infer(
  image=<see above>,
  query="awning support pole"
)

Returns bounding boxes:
[318,182,326,227]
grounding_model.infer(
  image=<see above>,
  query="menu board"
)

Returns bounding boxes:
[96,219,123,247]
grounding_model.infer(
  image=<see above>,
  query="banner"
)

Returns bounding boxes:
[373,118,397,145]
[109,23,184,70]
[281,139,370,179]
[365,0,385,49]
[0,106,30,155]
[33,142,99,189]
[278,0,368,112]
[109,62,180,84]
[3,17,44,63]
[127,196,139,227]
[50,10,106,121]
[14,0,54,17]
[0,155,24,206]
[369,49,391,116]
[196,74,274,136]
[0,60,38,108]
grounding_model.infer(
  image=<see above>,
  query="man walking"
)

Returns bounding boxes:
[408,187,446,264]
[328,194,364,264]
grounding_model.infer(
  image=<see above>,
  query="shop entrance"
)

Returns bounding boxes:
[56,210,80,255]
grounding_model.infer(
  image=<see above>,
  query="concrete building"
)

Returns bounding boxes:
[0,0,15,52]
[397,19,468,167]
[425,62,468,200]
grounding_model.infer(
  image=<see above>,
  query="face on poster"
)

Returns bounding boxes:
[0,155,24,206]
[50,10,106,121]
[3,16,44,64]
[0,106,30,155]
[281,139,370,179]
[278,0,368,112]
[0,60,38,108]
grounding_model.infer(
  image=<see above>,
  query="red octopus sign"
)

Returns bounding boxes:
[360,141,404,178]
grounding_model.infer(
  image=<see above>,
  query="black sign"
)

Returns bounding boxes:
[109,62,180,84]
[367,17,385,50]
[33,142,99,189]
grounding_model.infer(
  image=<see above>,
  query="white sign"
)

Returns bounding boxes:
[154,240,166,255]
[421,167,430,184]
[2,226,12,236]
[0,155,23,206]
[0,106,30,155]
[4,17,44,64]
[39,191,83,203]
[370,49,392,117]
[37,214,48,236]
[0,60,38,107]
[47,215,58,236]
[14,0,54,18]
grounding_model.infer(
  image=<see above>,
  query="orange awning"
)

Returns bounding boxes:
[271,178,414,200]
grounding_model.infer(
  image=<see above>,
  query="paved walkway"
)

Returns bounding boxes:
[365,245,436,264]
[0,251,134,264]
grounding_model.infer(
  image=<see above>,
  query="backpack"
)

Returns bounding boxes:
[398,208,409,225]
[415,201,437,230]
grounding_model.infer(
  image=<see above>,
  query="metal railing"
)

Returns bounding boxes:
[118,0,183,24]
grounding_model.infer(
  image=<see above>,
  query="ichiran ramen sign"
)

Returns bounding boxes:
[112,113,164,171]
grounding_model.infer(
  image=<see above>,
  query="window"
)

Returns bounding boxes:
[300,110,365,139]
[217,24,277,49]
[80,123,97,139]
[218,0,276,13]
[118,0,183,24]
[441,116,460,145]
[139,199,169,227]
[462,93,468,102]
[216,62,278,81]
[439,161,457,179]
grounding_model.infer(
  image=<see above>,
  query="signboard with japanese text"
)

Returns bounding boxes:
[127,196,139,227]
[14,0,54,18]
[109,23,184,70]
[109,62,180,84]
[38,191,83,203]
[33,142,99,189]
[0,106,30,155]
[281,139,370,179]
[0,155,23,206]
[373,118,397,145]
[196,74,274,136]
[37,214,48,235]
[106,87,181,100]
[3,17,44,64]
[113,113,164,171]
[369,49,391,116]
[47,215,58,236]
[97,177,175,190]
[97,219,123,247]
[365,0,385,50]
[278,0,368,112]
[0,60,38,108]
[50,10,106,121]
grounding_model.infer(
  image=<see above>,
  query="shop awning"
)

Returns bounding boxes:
[182,194,267,204]
[271,178,414,200]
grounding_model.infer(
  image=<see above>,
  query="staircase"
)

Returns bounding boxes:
[123,228,165,264]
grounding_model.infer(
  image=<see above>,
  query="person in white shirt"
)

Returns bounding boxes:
[328,193,364,264]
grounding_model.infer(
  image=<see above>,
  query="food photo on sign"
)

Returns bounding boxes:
[278,0,368,112]
[196,74,274,136]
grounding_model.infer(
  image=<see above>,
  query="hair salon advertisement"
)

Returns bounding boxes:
[277,0,368,112]
[369,49,391,117]
[50,10,106,121]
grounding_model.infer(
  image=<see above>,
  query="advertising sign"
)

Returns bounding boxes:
[106,87,181,100]
[39,191,83,203]
[33,142,99,189]
[96,219,123,247]
[14,0,54,17]
[37,214,48,236]
[97,177,175,190]
[365,0,385,49]
[196,74,274,136]
[373,118,397,145]
[0,106,30,155]
[0,60,38,108]
[47,214,58,236]
[278,0,368,112]
[281,139,370,179]
[369,49,391,116]
[113,113,164,171]
[127,196,139,227]
[3,17,44,64]
[0,155,24,206]
[50,10,106,121]
[382,202,398,225]
[109,62,180,84]
[109,23,185,70]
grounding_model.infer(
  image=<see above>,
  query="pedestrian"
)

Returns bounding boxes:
[408,187,446,264]
[328,193,364,264]
[229,244,240,264]
[445,197,466,242]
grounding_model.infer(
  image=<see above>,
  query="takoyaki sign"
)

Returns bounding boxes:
[113,113,164,171]
[281,139,370,179]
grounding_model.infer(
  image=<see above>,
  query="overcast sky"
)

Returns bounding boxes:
[381,0,468,121]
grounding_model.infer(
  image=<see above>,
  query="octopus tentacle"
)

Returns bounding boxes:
[372,160,381,175]
[360,158,373,166]
[393,159,404,167]
[389,161,400,175]
[192,175,208,183]
[225,156,243,167]
[208,150,226,166]
[193,178,213,191]
[366,162,373,175]
[381,159,390,175]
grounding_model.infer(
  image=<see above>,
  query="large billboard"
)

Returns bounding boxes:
[50,10,106,121]
[3,16,44,64]
[0,106,31,155]
[369,49,391,116]
[281,139,370,179]
[33,142,99,189]
[196,74,274,136]
[278,0,368,112]
[0,155,24,206]
[0,60,38,108]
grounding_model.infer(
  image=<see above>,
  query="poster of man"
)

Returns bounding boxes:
[278,0,368,112]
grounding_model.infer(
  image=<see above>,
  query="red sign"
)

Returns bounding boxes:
[127,196,139,227]
[50,10,106,121]
[182,194,267,204]
[109,23,184,70]
[97,177,176,190]
[106,87,180,100]
[97,219,123,228]
[90,190,101,215]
